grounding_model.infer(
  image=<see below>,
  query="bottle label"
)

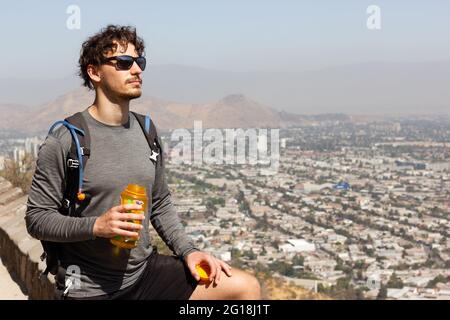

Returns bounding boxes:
[124,199,144,207]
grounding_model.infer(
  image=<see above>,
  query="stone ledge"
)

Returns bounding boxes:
[0,187,24,206]
[0,177,55,299]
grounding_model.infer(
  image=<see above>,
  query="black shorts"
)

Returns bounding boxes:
[61,251,198,300]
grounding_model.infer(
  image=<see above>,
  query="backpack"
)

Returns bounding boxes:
[40,110,162,277]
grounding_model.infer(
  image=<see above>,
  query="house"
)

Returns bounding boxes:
[387,287,410,299]
[367,273,381,290]
[279,239,316,253]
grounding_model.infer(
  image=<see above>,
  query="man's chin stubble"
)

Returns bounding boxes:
[120,91,142,100]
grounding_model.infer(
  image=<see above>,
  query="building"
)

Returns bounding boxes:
[367,274,381,290]
[279,239,316,253]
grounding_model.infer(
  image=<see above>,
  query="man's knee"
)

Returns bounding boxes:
[189,268,261,300]
[232,270,261,299]
[245,274,261,299]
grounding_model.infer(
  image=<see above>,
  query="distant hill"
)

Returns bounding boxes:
[0,104,32,131]
[0,88,309,134]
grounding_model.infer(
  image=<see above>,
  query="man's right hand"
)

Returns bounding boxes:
[93,204,145,239]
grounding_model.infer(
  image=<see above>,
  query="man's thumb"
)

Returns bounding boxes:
[189,265,200,281]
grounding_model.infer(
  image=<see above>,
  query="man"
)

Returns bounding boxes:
[25,25,261,300]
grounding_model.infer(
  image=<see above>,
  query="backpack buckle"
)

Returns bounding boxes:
[62,199,71,209]
[67,159,79,168]
[80,147,90,156]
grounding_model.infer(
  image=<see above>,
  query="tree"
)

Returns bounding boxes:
[377,285,388,300]
[244,249,257,260]
[231,248,242,259]
[255,262,270,277]
[0,153,36,193]
[260,246,267,256]
[271,239,280,250]
[446,260,450,269]
[292,254,304,266]
[220,221,229,228]
[357,270,364,281]
[270,260,294,277]
[335,277,351,290]
[354,260,367,270]
[426,275,449,288]
[387,272,404,289]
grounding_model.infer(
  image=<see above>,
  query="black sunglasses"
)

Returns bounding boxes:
[103,55,147,71]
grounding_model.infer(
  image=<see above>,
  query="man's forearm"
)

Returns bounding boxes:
[25,207,97,242]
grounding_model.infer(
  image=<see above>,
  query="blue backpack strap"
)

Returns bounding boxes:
[145,115,150,134]
[49,121,86,194]
[63,112,91,205]
[48,120,85,162]
[49,113,91,207]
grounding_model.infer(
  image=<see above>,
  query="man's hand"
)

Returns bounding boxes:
[93,204,145,239]
[184,251,232,286]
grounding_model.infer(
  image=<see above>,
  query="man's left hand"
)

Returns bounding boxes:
[184,251,232,285]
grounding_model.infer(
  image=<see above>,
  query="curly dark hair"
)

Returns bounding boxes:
[78,25,145,89]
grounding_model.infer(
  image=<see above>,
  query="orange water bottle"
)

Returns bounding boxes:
[110,184,148,249]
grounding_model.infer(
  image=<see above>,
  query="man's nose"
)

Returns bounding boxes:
[130,61,142,74]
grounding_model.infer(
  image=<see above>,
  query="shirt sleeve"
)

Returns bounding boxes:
[25,131,97,242]
[150,134,200,259]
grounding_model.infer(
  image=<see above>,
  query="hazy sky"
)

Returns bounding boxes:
[1,0,449,79]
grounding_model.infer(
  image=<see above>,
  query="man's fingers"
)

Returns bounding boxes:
[112,228,139,238]
[116,221,143,231]
[215,262,221,284]
[184,253,233,284]
[220,261,233,277]
[118,204,144,212]
[207,258,217,282]
[118,213,145,221]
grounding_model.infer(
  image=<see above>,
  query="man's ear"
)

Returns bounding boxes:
[87,64,101,87]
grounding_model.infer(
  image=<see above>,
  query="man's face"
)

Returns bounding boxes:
[97,42,143,101]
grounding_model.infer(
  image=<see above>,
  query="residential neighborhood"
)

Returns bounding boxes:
[162,118,450,300]
[1,117,449,299]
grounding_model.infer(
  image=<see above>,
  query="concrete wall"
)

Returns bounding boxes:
[0,177,55,299]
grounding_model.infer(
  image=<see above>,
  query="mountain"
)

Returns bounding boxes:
[1,61,449,115]
[0,89,293,135]
[0,104,31,130]
[194,94,282,128]
[136,93,284,130]
[21,88,95,133]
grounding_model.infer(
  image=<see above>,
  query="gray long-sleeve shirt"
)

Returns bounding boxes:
[25,108,199,298]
